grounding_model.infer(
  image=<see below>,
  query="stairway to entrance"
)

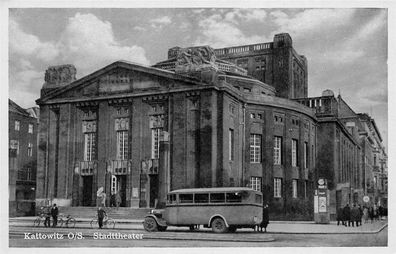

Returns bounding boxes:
[57,206,152,220]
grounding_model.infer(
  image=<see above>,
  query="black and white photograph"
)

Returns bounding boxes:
[2,1,394,252]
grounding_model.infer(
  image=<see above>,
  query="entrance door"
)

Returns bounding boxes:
[82,176,93,206]
[149,175,159,208]
[111,175,127,207]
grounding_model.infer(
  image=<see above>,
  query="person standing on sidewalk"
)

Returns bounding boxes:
[336,207,344,226]
[97,207,107,229]
[343,204,351,227]
[350,204,359,227]
[43,206,51,227]
[51,204,59,227]
[259,203,269,232]
[358,205,363,226]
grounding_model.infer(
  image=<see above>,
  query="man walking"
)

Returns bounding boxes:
[97,207,107,229]
[51,204,59,227]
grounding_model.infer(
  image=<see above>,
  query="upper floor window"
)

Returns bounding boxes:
[250,177,262,192]
[84,132,96,161]
[250,134,261,163]
[292,179,298,198]
[116,131,129,160]
[292,139,298,167]
[229,129,234,161]
[274,178,282,198]
[28,124,33,134]
[10,140,19,155]
[15,120,20,131]
[304,142,308,169]
[27,143,33,157]
[274,136,282,165]
[152,128,163,159]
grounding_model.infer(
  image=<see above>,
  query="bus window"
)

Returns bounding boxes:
[226,192,242,203]
[167,194,177,204]
[195,193,209,203]
[210,193,225,203]
[179,194,193,203]
[255,194,262,204]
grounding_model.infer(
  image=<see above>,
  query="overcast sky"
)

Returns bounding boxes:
[8,8,388,148]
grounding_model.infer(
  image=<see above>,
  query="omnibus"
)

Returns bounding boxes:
[143,187,263,233]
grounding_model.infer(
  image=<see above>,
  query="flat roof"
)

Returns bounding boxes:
[169,187,261,194]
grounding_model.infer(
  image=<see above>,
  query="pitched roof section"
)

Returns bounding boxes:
[37,60,206,105]
[9,99,30,116]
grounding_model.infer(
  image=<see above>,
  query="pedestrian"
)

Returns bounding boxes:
[97,207,107,229]
[350,204,359,227]
[259,203,269,232]
[358,205,363,226]
[368,206,374,223]
[343,204,351,227]
[115,192,121,209]
[51,203,59,227]
[43,206,51,227]
[336,207,344,226]
[363,206,369,223]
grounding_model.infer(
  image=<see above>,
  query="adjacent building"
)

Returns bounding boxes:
[9,99,38,216]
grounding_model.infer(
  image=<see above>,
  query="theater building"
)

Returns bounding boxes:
[36,40,317,218]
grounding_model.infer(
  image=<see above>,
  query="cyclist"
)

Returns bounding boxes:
[97,207,107,229]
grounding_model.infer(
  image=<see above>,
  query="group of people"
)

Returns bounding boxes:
[337,203,386,227]
[40,204,59,227]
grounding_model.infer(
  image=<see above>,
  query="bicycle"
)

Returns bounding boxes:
[90,215,116,229]
[33,213,50,227]
[58,214,76,228]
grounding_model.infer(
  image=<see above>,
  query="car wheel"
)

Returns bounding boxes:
[211,217,227,233]
[143,217,158,232]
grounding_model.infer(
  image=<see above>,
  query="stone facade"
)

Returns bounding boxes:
[9,100,38,216]
[295,90,387,219]
[36,48,316,219]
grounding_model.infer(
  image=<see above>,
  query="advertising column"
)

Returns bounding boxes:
[314,178,330,224]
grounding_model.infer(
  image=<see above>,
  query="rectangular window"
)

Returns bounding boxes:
[250,134,261,163]
[229,129,234,161]
[28,124,33,134]
[167,194,177,204]
[226,192,242,203]
[10,140,19,155]
[27,167,32,180]
[27,143,33,157]
[304,142,308,169]
[274,178,282,198]
[292,179,298,198]
[15,120,20,131]
[151,128,162,159]
[179,194,193,203]
[304,180,308,198]
[116,131,129,160]
[194,193,209,203]
[292,139,298,167]
[84,132,96,161]
[210,193,225,203]
[250,176,262,192]
[274,136,282,165]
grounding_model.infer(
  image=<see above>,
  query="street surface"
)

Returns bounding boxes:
[9,220,387,247]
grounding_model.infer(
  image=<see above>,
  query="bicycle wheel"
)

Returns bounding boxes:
[90,218,97,228]
[66,218,76,228]
[33,218,41,227]
[106,219,116,229]
[58,218,64,227]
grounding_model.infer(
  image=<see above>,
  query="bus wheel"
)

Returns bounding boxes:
[143,217,158,232]
[228,226,237,233]
[211,218,227,233]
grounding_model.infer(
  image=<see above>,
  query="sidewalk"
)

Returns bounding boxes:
[9,217,387,234]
